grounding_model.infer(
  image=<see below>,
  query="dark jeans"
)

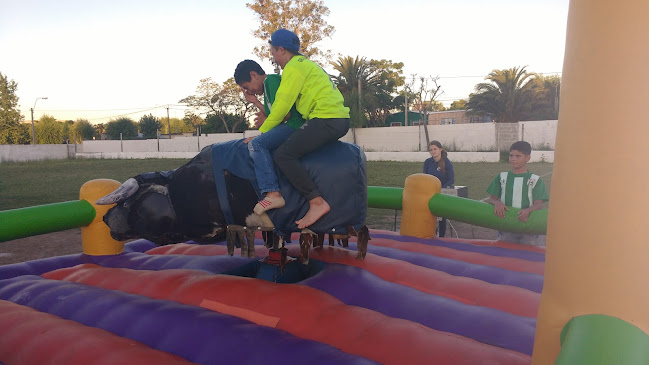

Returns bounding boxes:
[273,118,350,201]
[438,218,447,237]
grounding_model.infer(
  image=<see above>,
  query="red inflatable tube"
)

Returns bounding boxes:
[286,246,540,317]
[0,300,194,365]
[144,244,539,317]
[147,243,232,256]
[43,265,531,365]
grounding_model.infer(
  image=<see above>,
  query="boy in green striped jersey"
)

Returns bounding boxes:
[486,141,549,245]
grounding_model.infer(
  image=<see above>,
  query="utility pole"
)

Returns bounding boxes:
[404,94,408,126]
[357,78,362,118]
[30,97,48,144]
[167,106,171,139]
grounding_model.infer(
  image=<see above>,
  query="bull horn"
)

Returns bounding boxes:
[95,178,139,205]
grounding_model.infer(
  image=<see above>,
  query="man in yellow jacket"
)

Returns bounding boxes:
[259,28,350,229]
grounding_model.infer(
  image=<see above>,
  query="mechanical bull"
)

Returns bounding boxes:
[96,139,369,263]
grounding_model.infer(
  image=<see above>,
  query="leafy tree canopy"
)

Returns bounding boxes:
[526,74,561,120]
[247,0,334,64]
[75,119,96,142]
[160,117,195,135]
[139,114,163,139]
[180,77,253,133]
[448,99,467,110]
[0,72,28,144]
[204,112,249,134]
[105,117,138,140]
[35,115,63,144]
[331,56,405,127]
[466,66,549,123]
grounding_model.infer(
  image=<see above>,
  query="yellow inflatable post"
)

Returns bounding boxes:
[400,173,441,238]
[79,179,125,255]
[532,0,649,362]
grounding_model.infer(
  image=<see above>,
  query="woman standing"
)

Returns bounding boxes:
[423,140,455,237]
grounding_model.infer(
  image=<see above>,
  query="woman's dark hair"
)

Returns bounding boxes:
[429,140,448,173]
[234,59,265,84]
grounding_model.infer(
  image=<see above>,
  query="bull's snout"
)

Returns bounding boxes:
[102,205,134,241]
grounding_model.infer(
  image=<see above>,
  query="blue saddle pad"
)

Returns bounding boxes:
[211,139,367,237]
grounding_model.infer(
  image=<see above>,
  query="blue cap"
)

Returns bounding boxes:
[269,29,302,55]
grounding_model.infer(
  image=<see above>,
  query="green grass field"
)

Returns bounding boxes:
[0,158,553,229]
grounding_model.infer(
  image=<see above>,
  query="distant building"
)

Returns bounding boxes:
[427,110,493,125]
[386,109,493,126]
[384,110,426,126]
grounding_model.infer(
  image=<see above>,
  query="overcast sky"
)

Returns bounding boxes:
[0,0,569,123]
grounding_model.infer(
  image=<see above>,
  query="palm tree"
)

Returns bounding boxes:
[331,56,371,127]
[331,56,404,127]
[529,75,561,120]
[467,66,543,123]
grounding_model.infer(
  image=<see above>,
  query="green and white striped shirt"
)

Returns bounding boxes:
[487,171,549,209]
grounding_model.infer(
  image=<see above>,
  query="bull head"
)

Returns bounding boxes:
[96,178,181,244]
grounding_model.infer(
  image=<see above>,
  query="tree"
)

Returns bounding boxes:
[61,120,74,143]
[247,0,335,64]
[204,113,249,134]
[180,77,253,133]
[408,74,443,123]
[160,117,194,135]
[467,66,543,123]
[75,119,96,142]
[94,123,106,140]
[35,115,63,144]
[182,112,205,135]
[0,72,28,144]
[331,56,405,127]
[365,59,406,126]
[139,114,163,139]
[105,117,138,140]
[331,56,368,127]
[526,75,561,120]
[448,99,468,110]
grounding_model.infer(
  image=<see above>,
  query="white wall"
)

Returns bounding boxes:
[424,123,497,152]
[343,123,500,152]
[0,144,69,162]
[520,120,558,149]
[352,126,421,152]
[82,133,247,153]
[1,121,558,163]
[365,152,500,163]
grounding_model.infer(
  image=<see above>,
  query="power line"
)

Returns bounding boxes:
[411,71,562,80]
[33,104,191,123]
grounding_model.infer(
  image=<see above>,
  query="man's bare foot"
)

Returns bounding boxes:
[253,192,285,215]
[296,197,330,229]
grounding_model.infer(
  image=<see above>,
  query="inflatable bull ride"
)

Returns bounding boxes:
[96,139,369,276]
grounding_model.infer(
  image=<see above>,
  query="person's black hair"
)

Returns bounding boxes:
[234,60,265,84]
[510,141,532,155]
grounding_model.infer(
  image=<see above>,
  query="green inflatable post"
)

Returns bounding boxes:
[556,315,649,364]
[428,194,547,234]
[0,200,96,243]
[367,186,403,210]
[367,186,547,234]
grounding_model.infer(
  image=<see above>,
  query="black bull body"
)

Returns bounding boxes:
[97,139,369,261]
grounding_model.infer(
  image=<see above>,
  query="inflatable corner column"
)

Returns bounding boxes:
[533,0,649,363]
[400,173,441,238]
[79,179,125,255]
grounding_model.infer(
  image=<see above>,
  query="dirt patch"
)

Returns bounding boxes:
[0,219,545,265]
[1,229,84,265]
